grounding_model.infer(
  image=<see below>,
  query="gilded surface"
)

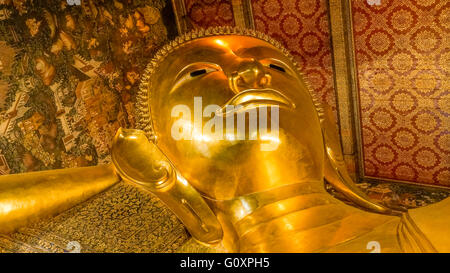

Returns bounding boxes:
[126,27,448,252]
[0,182,188,253]
[0,164,119,234]
[0,27,449,253]
[327,0,359,177]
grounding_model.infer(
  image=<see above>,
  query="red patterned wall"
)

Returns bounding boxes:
[251,0,336,110]
[351,0,449,186]
[184,0,235,28]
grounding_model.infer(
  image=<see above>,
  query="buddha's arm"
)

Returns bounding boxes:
[111,128,223,245]
[0,164,119,234]
[319,104,402,216]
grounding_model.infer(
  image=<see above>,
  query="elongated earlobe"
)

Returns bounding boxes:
[319,104,403,216]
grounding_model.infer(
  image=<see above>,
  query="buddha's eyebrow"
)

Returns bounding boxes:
[235,46,280,58]
[171,46,229,79]
[188,47,229,58]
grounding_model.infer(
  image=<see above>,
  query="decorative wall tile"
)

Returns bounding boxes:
[184,0,235,29]
[351,0,449,186]
[251,0,336,110]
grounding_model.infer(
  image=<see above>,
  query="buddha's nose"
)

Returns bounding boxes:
[230,58,271,93]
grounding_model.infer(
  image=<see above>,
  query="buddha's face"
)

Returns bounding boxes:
[148,35,324,200]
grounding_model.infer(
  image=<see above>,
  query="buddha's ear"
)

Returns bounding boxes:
[111,128,223,244]
[111,128,170,186]
[318,104,403,215]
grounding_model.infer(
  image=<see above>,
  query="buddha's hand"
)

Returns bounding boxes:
[111,128,223,244]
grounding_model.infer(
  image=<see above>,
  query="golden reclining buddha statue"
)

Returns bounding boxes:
[0,27,449,253]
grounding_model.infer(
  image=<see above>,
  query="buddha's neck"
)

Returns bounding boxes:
[206,181,328,221]
[206,181,395,253]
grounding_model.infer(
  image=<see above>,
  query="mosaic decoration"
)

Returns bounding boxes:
[184,0,235,29]
[351,0,449,186]
[0,182,189,253]
[0,0,173,174]
[251,0,336,110]
[356,180,449,210]
[326,180,449,211]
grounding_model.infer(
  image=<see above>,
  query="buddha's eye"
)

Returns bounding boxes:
[269,64,286,73]
[187,66,219,78]
[190,69,208,77]
[171,63,222,94]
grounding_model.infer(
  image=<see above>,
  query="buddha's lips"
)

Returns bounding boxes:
[217,88,296,116]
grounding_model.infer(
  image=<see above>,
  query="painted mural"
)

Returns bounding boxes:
[351,0,449,187]
[0,0,173,174]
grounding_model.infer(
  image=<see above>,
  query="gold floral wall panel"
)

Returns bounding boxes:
[0,0,174,174]
[351,0,449,186]
[251,0,336,110]
[184,0,235,28]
